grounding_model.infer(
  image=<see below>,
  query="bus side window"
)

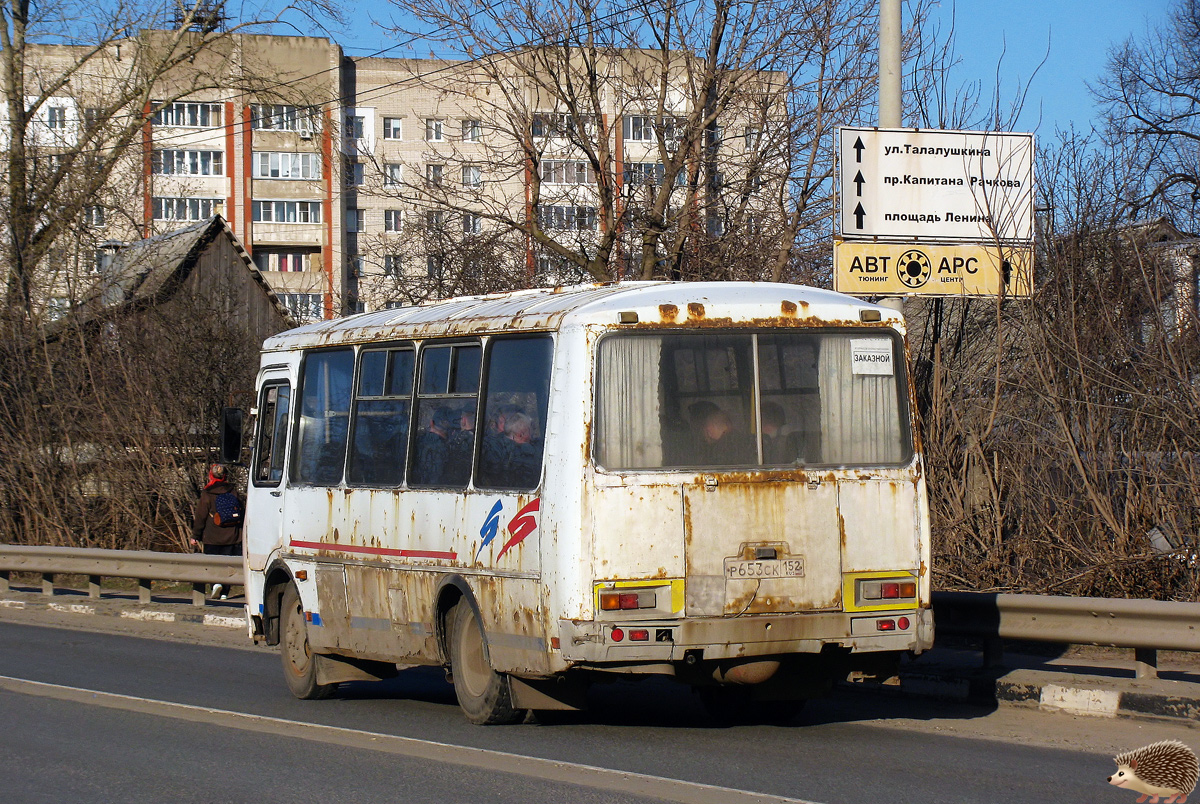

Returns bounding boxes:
[293,349,354,485]
[476,336,553,490]
[347,348,414,486]
[410,342,480,488]
[254,383,290,485]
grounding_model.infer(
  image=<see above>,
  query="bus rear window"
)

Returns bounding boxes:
[595,332,911,470]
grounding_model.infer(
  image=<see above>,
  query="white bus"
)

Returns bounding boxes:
[241,281,933,724]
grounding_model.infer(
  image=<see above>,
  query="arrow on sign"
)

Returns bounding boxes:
[853,137,865,163]
[853,171,865,197]
[853,203,866,229]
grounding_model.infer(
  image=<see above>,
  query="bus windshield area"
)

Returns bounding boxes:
[595,331,912,471]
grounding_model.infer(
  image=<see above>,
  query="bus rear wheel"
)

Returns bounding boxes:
[280,583,336,700]
[448,601,524,725]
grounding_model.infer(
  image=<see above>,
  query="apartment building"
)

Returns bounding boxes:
[20,32,788,322]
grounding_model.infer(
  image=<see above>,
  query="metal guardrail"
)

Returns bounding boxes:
[0,546,1196,679]
[0,545,242,607]
[932,591,1200,679]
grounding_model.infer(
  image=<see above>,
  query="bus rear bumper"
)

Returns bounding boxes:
[558,607,933,663]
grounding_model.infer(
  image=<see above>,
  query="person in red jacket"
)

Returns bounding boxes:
[190,463,243,599]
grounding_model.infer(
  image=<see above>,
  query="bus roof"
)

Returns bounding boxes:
[262,281,901,351]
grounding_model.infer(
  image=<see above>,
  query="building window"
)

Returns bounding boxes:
[384,255,404,276]
[83,205,105,227]
[345,159,365,186]
[540,160,593,185]
[346,208,364,233]
[83,108,101,131]
[384,163,402,186]
[426,210,445,230]
[153,101,223,128]
[345,115,365,140]
[532,112,594,138]
[279,292,324,323]
[152,197,219,221]
[425,119,444,142]
[152,149,224,176]
[253,251,313,272]
[252,152,321,180]
[462,212,481,235]
[744,127,761,149]
[252,200,322,223]
[537,205,598,231]
[462,164,482,188]
[623,161,685,189]
[347,254,364,277]
[383,117,403,140]
[426,255,444,279]
[623,114,679,143]
[47,106,68,130]
[46,296,71,321]
[462,119,482,142]
[384,209,403,232]
[426,164,443,186]
[251,104,314,132]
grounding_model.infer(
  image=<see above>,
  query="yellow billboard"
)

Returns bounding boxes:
[833,241,1033,297]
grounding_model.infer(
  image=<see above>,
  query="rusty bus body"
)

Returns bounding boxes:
[242,282,933,723]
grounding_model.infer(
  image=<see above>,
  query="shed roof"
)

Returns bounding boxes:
[75,215,291,322]
[263,281,898,351]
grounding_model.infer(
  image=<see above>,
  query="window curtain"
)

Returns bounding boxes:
[817,336,904,465]
[598,337,663,469]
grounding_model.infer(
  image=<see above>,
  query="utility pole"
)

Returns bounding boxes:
[877,0,904,313]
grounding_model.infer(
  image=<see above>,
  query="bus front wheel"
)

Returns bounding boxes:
[280,584,336,700]
[448,601,524,725]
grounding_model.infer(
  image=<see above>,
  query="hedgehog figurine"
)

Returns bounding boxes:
[1108,740,1199,803]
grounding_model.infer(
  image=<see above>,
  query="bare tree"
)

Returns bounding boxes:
[370,0,889,287]
[1093,0,1200,231]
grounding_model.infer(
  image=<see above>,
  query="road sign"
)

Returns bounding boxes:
[838,127,1034,243]
[833,241,1033,297]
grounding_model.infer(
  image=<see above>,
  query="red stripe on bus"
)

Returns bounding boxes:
[288,540,456,560]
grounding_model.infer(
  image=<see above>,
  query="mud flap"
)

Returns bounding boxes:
[314,653,399,686]
[508,676,588,711]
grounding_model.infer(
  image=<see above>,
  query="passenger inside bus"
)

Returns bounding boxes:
[411,405,459,486]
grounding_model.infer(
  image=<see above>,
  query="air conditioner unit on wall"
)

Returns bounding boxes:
[298,127,312,140]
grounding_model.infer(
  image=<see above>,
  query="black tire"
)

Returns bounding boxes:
[698,686,805,726]
[448,601,524,725]
[280,583,336,700]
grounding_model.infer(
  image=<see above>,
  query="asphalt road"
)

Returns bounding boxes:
[0,612,1195,804]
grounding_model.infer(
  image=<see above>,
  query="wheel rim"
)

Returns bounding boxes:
[455,610,492,698]
[283,598,311,677]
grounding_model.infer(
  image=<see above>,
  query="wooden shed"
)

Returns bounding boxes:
[72,214,293,346]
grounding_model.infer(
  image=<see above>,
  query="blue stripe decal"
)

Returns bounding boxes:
[310,612,323,627]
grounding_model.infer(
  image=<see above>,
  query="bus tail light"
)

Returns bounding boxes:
[599,590,656,611]
[629,629,650,642]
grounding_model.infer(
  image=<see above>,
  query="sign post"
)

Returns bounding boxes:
[835,127,1035,298]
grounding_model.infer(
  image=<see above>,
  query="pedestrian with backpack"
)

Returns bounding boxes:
[190,463,244,599]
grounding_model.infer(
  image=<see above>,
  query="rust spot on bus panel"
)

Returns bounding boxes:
[781,301,798,317]
[659,303,680,323]
[629,315,894,331]
[687,302,705,319]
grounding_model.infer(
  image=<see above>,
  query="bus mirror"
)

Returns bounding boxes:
[220,407,245,465]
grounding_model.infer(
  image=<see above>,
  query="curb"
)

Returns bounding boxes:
[894,669,1200,722]
[0,595,245,630]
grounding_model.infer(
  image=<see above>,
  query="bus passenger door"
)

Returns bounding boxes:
[246,371,292,570]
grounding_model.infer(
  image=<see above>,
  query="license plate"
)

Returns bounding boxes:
[724,558,805,579]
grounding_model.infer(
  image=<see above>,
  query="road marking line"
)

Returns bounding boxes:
[0,674,821,804]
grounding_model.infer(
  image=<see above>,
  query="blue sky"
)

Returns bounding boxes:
[331,0,1175,136]
[928,0,1173,134]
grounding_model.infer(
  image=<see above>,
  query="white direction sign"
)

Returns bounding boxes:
[839,127,1034,243]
